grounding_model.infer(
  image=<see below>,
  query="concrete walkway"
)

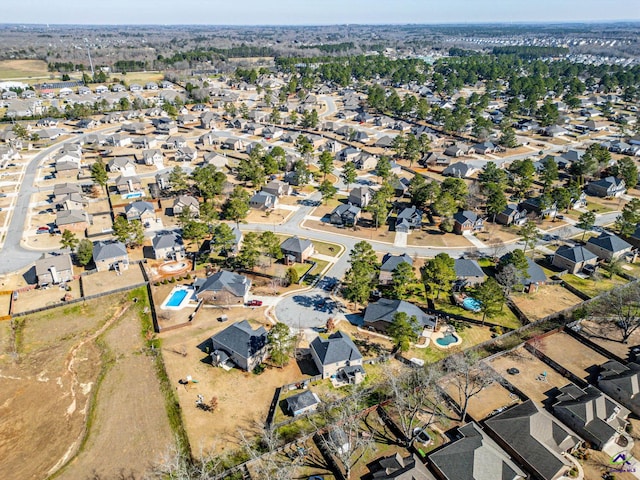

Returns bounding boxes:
[393,232,408,247]
[463,232,487,249]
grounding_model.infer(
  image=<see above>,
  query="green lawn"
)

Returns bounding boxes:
[406,324,494,364]
[433,298,522,330]
[562,273,629,298]
[312,240,343,257]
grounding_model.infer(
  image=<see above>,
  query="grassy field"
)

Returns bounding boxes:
[561,273,628,298]
[433,298,522,330]
[0,59,49,79]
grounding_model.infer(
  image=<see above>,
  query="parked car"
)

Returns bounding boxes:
[246,300,263,307]
[36,226,50,234]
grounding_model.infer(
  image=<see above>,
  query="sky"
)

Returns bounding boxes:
[4,0,639,25]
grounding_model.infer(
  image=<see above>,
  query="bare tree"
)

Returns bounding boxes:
[145,440,222,480]
[384,365,444,448]
[239,425,297,480]
[317,387,374,479]
[444,352,498,421]
[589,283,640,344]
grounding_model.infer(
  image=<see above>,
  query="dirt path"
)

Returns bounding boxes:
[58,305,173,479]
[46,303,132,477]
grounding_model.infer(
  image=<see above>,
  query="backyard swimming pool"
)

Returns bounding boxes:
[462,297,482,313]
[436,333,460,347]
[123,191,143,199]
[161,286,194,310]
[167,289,188,307]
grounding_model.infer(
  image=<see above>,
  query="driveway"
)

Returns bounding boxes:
[274,288,346,331]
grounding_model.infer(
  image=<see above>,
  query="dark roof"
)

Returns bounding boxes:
[454,259,486,279]
[589,176,624,189]
[599,361,640,410]
[331,203,361,217]
[586,232,632,253]
[453,210,479,225]
[93,241,127,262]
[367,452,435,479]
[484,400,580,480]
[152,232,183,250]
[195,270,251,298]
[524,258,547,286]
[363,298,436,329]
[280,236,313,254]
[381,253,413,272]
[284,390,320,414]
[555,245,598,263]
[35,253,73,276]
[310,331,362,366]
[429,422,526,480]
[211,320,267,360]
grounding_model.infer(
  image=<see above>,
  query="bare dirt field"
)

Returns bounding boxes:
[59,294,173,480]
[510,284,584,321]
[534,332,608,383]
[407,229,474,248]
[11,279,82,314]
[246,207,294,224]
[490,348,572,404]
[81,264,146,297]
[444,379,518,421]
[159,310,306,457]
[0,296,125,480]
[304,219,395,243]
[576,319,639,361]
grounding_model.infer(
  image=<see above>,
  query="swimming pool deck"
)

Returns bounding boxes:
[160,285,196,310]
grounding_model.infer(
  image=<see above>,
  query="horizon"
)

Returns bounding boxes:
[4,0,639,26]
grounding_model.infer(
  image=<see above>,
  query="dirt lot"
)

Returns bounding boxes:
[490,348,572,404]
[246,207,295,224]
[510,284,584,321]
[577,319,640,361]
[534,332,608,383]
[82,264,146,297]
[0,296,122,479]
[407,229,474,248]
[444,379,518,421]
[304,219,395,244]
[59,295,173,479]
[159,309,306,457]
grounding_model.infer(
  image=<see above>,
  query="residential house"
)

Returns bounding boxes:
[363,298,436,334]
[472,141,496,155]
[348,186,373,208]
[364,453,435,480]
[194,270,251,305]
[586,177,626,198]
[444,144,466,157]
[152,232,185,260]
[108,157,137,176]
[374,135,395,148]
[443,162,477,178]
[165,135,187,149]
[35,253,74,287]
[395,206,422,233]
[353,152,378,170]
[552,245,598,274]
[453,211,484,235]
[496,204,527,226]
[210,320,267,371]
[155,172,170,191]
[177,114,198,128]
[519,197,557,219]
[379,253,413,286]
[454,258,487,286]
[389,176,410,197]
[585,232,633,262]
[544,125,569,137]
[115,175,142,194]
[175,146,197,162]
[54,151,81,174]
[598,360,640,417]
[124,201,156,223]
[284,390,321,417]
[173,195,200,218]
[329,204,361,227]
[280,236,314,264]
[140,149,164,169]
[552,383,630,451]
[429,422,526,480]
[484,400,581,480]
[262,180,292,197]
[309,331,365,383]
[249,191,278,210]
[204,152,229,170]
[53,183,82,203]
[55,209,91,233]
[222,138,244,151]
[107,133,132,148]
[93,241,129,272]
[57,192,88,211]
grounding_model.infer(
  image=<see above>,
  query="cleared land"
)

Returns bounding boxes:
[0,59,49,79]
[534,332,608,383]
[510,284,584,321]
[444,379,518,421]
[490,348,572,404]
[576,319,640,361]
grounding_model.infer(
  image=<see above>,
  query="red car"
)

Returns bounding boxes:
[246,300,263,307]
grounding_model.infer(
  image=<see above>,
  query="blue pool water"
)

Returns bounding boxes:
[462,297,482,312]
[166,289,188,307]
[436,333,459,347]
[123,191,143,199]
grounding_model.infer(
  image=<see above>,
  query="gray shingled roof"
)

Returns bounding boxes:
[453,210,478,225]
[454,259,486,279]
[381,253,413,272]
[211,320,267,360]
[310,331,362,366]
[195,270,250,298]
[285,390,321,414]
[93,241,127,262]
[152,232,183,250]
[429,422,526,480]
[363,298,436,329]
[587,232,632,253]
[484,400,580,480]
[35,253,73,276]
[555,245,598,263]
[280,236,313,254]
